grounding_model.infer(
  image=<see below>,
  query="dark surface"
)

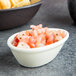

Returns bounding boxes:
[0,2,41,30]
[68,0,76,23]
[0,0,76,76]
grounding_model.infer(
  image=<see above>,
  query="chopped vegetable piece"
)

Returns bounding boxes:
[12,24,66,48]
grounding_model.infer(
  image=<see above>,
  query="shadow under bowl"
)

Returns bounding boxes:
[0,2,41,30]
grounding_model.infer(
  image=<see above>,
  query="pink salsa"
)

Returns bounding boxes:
[12,24,66,48]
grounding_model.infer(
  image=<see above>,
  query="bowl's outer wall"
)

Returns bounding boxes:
[0,4,41,30]
[10,44,64,67]
[68,0,76,23]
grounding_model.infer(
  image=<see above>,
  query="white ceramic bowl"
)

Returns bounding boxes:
[7,28,69,67]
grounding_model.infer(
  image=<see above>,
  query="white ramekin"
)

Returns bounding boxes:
[7,28,69,67]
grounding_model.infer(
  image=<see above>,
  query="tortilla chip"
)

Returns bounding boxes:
[0,0,11,9]
[9,0,23,7]
[30,0,40,4]
[12,0,30,8]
